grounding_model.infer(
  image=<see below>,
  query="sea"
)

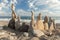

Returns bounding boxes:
[0,16,60,23]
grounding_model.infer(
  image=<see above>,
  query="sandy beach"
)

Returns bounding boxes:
[0,21,8,26]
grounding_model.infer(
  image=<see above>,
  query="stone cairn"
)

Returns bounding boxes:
[48,17,55,35]
[35,13,44,31]
[29,11,35,31]
[48,17,55,31]
[32,13,45,37]
[8,4,20,30]
[43,16,49,31]
[8,4,17,29]
[28,11,35,36]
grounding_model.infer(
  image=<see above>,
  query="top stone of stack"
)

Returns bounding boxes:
[11,4,16,19]
[31,11,35,26]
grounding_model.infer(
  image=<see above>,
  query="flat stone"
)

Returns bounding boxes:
[30,37,39,40]
[33,30,45,37]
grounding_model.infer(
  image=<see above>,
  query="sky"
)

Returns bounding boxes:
[0,0,60,16]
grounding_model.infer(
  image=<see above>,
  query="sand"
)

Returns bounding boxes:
[0,21,8,26]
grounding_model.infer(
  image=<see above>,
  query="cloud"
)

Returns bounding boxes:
[0,0,17,16]
[28,0,60,10]
[0,0,17,10]
[0,10,11,16]
[0,0,60,17]
[27,0,60,16]
[10,0,17,5]
[16,9,31,16]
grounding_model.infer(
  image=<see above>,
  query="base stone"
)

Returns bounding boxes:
[33,30,45,37]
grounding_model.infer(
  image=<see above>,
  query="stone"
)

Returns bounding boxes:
[8,4,17,29]
[31,13,45,37]
[11,4,16,19]
[15,16,20,30]
[50,23,54,31]
[49,17,54,31]
[34,13,44,31]
[29,11,35,33]
[0,26,3,30]
[48,17,55,35]
[33,30,45,37]
[53,19,56,29]
[30,37,40,40]
[19,22,29,32]
[8,18,15,29]
[30,11,35,28]
[23,32,29,37]
[43,16,49,31]
[44,23,49,31]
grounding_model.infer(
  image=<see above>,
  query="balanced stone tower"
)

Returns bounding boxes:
[8,4,16,29]
[33,13,45,37]
[29,11,35,33]
[49,17,54,31]
[43,16,49,31]
[31,11,35,28]
[35,13,44,31]
[48,17,55,35]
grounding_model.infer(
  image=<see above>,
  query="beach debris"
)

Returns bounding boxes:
[15,16,20,30]
[34,13,44,31]
[43,16,49,31]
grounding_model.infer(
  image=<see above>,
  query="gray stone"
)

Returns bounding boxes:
[30,37,39,40]
[23,32,29,37]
